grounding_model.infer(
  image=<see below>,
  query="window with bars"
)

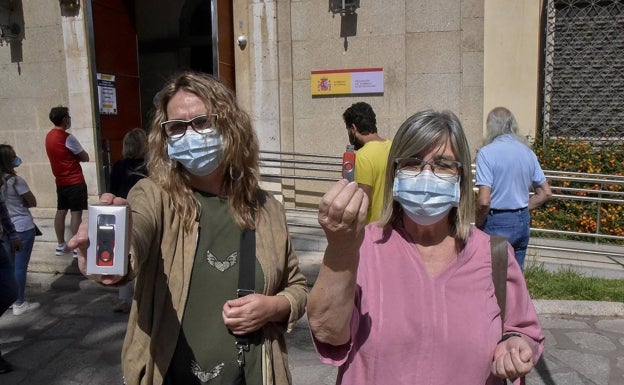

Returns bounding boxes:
[541,0,624,141]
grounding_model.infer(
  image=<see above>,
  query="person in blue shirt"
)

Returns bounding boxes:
[475,107,552,269]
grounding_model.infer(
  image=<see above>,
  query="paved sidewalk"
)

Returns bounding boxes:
[1,273,623,385]
[533,312,624,384]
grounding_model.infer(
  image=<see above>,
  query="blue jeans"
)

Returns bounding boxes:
[3,228,36,303]
[483,209,530,269]
[0,238,17,314]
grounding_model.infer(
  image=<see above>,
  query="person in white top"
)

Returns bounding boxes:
[0,144,41,315]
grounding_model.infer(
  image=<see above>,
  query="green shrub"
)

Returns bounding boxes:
[531,135,624,244]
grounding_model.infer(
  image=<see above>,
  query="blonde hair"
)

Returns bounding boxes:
[122,128,148,159]
[378,110,473,241]
[147,71,261,231]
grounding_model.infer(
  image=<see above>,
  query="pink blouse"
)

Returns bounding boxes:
[314,225,544,385]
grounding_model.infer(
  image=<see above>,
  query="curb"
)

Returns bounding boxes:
[533,299,624,317]
[27,272,624,319]
[26,236,624,318]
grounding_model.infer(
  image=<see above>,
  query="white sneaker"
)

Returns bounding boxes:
[12,301,41,316]
[55,243,71,256]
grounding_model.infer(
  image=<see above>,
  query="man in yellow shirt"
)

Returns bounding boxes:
[343,102,392,223]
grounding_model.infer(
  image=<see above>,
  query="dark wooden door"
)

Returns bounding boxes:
[217,0,235,91]
[89,0,235,192]
[92,0,141,169]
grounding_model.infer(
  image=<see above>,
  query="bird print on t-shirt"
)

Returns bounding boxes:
[191,360,225,383]
[206,250,238,272]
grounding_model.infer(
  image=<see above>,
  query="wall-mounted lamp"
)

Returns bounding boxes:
[59,0,80,16]
[329,0,359,51]
[329,0,360,16]
[0,22,19,46]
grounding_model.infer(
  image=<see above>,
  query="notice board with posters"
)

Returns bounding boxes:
[311,68,384,97]
[97,73,118,115]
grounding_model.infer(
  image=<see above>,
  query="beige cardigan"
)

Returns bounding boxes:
[119,178,308,385]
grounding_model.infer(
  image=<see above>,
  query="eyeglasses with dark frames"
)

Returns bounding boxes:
[161,114,218,139]
[394,157,462,180]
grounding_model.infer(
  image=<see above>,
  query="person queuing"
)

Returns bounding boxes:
[69,71,307,385]
[45,106,89,256]
[342,102,391,223]
[0,144,40,315]
[307,110,543,385]
[108,128,148,313]
[0,197,21,373]
[475,107,552,269]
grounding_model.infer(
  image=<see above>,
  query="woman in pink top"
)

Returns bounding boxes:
[307,110,544,385]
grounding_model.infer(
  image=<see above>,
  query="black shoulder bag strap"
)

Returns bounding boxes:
[491,235,524,385]
[490,235,508,327]
[232,227,256,385]
[238,228,256,299]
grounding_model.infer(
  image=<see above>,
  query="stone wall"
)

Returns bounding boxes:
[235,0,489,206]
[0,1,97,217]
[0,0,542,214]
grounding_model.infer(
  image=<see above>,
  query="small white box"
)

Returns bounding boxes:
[86,204,130,275]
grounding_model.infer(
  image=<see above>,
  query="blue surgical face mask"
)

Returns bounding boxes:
[167,130,224,176]
[392,170,460,226]
[12,156,22,168]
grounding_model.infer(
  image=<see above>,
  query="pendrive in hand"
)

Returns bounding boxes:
[87,205,130,275]
[96,214,116,266]
[342,144,356,182]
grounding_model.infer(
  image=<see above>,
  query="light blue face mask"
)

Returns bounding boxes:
[392,170,460,226]
[167,130,224,176]
[12,156,22,168]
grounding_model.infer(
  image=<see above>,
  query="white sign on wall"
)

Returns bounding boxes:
[97,73,117,115]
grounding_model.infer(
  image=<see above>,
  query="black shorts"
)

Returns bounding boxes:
[57,183,88,211]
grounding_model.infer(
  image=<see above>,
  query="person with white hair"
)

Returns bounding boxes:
[475,107,552,269]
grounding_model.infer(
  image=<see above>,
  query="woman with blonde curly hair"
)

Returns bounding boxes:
[71,71,307,385]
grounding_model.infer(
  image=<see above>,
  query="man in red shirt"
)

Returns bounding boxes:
[45,106,89,256]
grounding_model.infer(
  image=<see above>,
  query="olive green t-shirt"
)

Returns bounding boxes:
[164,191,264,385]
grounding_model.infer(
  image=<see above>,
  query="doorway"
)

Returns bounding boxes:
[88,0,234,192]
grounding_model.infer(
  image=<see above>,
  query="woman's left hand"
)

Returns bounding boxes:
[222,294,290,335]
[491,335,534,379]
[10,236,23,252]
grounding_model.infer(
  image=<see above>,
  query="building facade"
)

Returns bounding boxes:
[0,0,543,216]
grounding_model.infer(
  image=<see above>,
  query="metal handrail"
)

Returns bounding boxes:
[259,150,624,246]
[546,169,624,182]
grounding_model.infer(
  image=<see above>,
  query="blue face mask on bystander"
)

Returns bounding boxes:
[12,156,22,168]
[392,170,460,226]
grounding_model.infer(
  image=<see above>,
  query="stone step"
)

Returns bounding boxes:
[27,239,324,289]
[29,241,81,275]
[27,222,326,289]
[30,214,326,269]
[25,211,624,291]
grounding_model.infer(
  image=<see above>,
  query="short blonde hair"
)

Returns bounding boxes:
[378,110,473,241]
[122,128,148,159]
